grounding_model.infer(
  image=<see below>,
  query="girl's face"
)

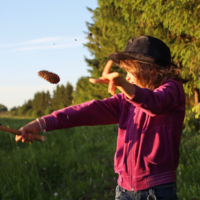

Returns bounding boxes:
[126,71,144,88]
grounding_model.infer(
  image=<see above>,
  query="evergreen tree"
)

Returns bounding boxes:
[64,82,73,106]
[84,0,200,109]
[17,101,32,116]
[117,0,200,99]
[51,85,60,111]
[51,82,73,110]
[84,5,127,100]
[32,92,44,116]
[44,91,52,111]
[31,91,51,116]
[73,77,96,104]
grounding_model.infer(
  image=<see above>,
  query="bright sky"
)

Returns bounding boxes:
[0,0,98,111]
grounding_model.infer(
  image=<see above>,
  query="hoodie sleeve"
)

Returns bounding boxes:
[125,78,185,116]
[41,94,121,132]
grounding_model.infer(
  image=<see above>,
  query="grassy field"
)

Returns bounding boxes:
[0,115,200,200]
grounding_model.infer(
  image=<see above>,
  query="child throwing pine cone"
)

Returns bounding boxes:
[18,36,189,200]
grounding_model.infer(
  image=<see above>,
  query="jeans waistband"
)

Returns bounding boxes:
[120,182,176,193]
[118,182,176,200]
[152,182,176,190]
[123,182,176,195]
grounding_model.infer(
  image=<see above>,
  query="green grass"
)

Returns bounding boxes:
[0,116,200,199]
[0,117,118,200]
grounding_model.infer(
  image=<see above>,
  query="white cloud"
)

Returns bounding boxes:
[27,37,61,44]
[16,40,86,51]
[1,36,87,51]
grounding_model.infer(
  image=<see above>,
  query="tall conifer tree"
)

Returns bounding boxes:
[84,0,200,108]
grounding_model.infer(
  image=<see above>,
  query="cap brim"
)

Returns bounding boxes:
[108,52,155,66]
[108,52,178,68]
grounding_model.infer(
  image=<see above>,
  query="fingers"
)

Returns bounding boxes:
[27,133,34,143]
[21,133,34,143]
[16,127,35,143]
[15,120,41,143]
[15,135,22,142]
[89,77,109,84]
[104,72,120,80]
[90,77,117,95]
[89,60,121,95]
[20,127,27,141]
[89,72,119,85]
[102,60,113,77]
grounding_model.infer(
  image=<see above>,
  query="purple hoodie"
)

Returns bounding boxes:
[42,78,185,191]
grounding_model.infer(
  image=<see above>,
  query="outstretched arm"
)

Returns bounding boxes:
[89,60,136,99]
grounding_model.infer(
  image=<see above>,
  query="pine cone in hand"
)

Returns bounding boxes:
[38,70,60,84]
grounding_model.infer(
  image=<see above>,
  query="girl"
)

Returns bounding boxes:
[16,35,187,200]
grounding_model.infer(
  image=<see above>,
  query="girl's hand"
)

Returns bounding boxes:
[89,60,122,95]
[15,120,41,143]
[89,60,136,98]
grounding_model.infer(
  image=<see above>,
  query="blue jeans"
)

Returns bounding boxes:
[115,182,178,200]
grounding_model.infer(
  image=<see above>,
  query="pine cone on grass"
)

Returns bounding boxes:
[38,70,60,84]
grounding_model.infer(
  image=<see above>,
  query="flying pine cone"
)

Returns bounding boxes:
[38,70,60,84]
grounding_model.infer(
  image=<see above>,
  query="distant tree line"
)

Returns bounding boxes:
[0,104,8,112]
[4,77,103,118]
[3,82,72,118]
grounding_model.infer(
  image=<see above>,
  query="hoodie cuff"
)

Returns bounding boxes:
[41,114,59,132]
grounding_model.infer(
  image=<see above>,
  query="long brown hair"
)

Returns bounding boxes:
[120,60,188,90]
